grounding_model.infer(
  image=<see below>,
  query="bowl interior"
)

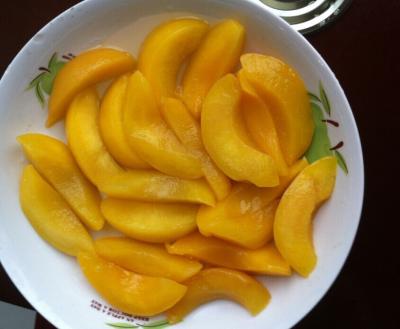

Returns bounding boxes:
[0,0,363,328]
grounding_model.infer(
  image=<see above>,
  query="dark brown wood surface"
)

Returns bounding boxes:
[1,1,399,328]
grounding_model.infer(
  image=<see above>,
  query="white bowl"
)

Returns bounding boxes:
[0,0,364,328]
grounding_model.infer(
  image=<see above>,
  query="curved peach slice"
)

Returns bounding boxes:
[166,268,270,323]
[123,71,203,179]
[274,157,337,277]
[77,252,187,316]
[101,198,198,243]
[197,199,278,249]
[181,19,245,118]
[66,88,123,184]
[17,133,104,231]
[304,156,337,205]
[166,232,290,275]
[161,97,231,200]
[47,48,136,126]
[95,237,202,282]
[240,54,314,165]
[138,18,209,100]
[201,74,279,187]
[99,74,149,169]
[66,88,215,205]
[238,70,289,176]
[20,165,94,256]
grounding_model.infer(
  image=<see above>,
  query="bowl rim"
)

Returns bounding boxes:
[0,0,364,328]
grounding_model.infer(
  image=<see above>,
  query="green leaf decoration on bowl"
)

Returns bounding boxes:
[305,102,332,162]
[107,319,170,329]
[334,150,348,174]
[307,91,320,104]
[305,81,348,174]
[41,61,65,94]
[318,81,331,116]
[27,52,70,107]
[34,80,45,107]
[107,323,138,328]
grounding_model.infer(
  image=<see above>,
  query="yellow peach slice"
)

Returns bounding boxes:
[101,198,198,243]
[99,74,149,169]
[66,88,215,206]
[166,232,290,276]
[224,158,308,217]
[47,48,136,126]
[181,19,245,118]
[238,70,289,176]
[196,160,308,248]
[197,199,278,249]
[77,252,187,316]
[201,74,279,187]
[161,97,231,200]
[19,165,94,256]
[66,89,121,184]
[241,54,314,164]
[123,71,203,179]
[138,18,209,100]
[17,133,105,231]
[101,174,215,206]
[95,237,202,282]
[304,156,337,205]
[274,157,337,277]
[166,268,270,323]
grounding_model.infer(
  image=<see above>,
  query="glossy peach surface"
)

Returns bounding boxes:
[167,268,270,323]
[274,157,337,277]
[18,133,104,230]
[95,237,202,282]
[77,251,187,316]
[19,165,94,256]
[47,48,135,126]
[201,74,279,187]
[166,232,291,275]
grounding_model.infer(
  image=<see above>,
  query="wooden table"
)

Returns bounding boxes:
[1,1,399,328]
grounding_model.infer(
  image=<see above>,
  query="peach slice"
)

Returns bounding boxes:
[99,74,149,169]
[123,71,202,179]
[166,232,290,276]
[66,88,215,205]
[240,54,314,164]
[181,19,245,118]
[101,198,198,243]
[77,251,187,316]
[166,268,270,323]
[305,156,337,205]
[17,133,105,231]
[66,89,121,184]
[197,199,279,249]
[19,165,94,256]
[161,97,231,200]
[196,160,307,248]
[238,70,289,176]
[95,237,202,282]
[224,158,308,217]
[47,48,136,126]
[201,74,279,187]
[138,18,209,100]
[100,174,215,206]
[274,157,337,277]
